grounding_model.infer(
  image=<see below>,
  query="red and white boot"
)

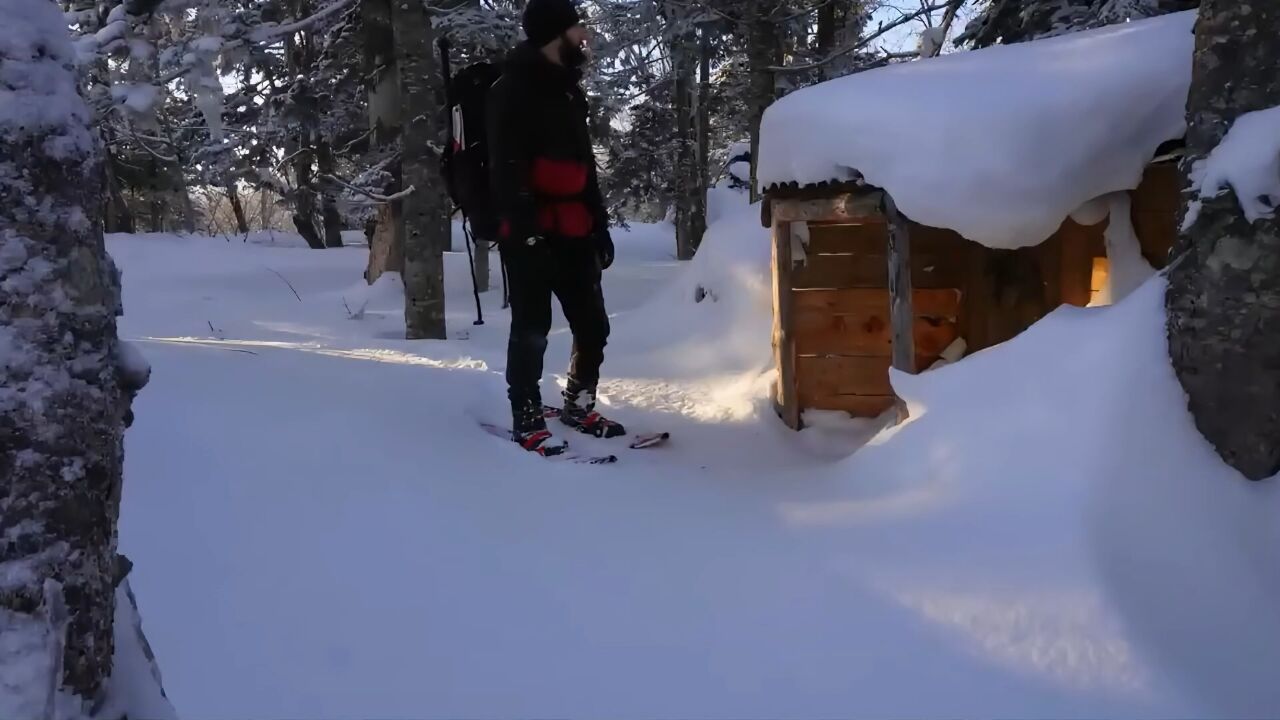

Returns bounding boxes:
[559,390,627,439]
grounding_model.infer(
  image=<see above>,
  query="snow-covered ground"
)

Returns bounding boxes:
[112,203,1280,718]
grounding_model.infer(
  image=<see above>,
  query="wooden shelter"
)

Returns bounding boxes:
[762,159,1180,430]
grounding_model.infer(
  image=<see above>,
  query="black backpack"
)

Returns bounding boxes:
[441,59,502,241]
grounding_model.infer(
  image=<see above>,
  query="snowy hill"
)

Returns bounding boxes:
[112,205,1280,717]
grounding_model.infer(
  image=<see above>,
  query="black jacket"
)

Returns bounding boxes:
[486,42,609,244]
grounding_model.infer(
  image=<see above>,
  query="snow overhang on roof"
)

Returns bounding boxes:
[757,11,1196,250]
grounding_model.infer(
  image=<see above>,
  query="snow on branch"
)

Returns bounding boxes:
[1182,105,1280,230]
[250,0,356,43]
[321,174,416,204]
[774,2,951,73]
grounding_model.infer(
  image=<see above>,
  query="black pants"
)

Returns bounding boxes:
[501,237,609,428]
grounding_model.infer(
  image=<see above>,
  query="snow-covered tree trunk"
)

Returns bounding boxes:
[0,0,145,710]
[1166,0,1280,481]
[394,0,448,339]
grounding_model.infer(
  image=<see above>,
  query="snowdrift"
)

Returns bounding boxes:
[609,201,773,381]
[824,278,1280,716]
[757,11,1195,248]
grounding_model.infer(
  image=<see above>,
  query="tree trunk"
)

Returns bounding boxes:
[288,0,324,249]
[393,0,448,339]
[694,24,711,247]
[363,0,404,281]
[227,183,250,234]
[670,3,699,260]
[816,0,838,51]
[316,141,344,247]
[103,145,136,234]
[148,167,166,233]
[366,204,404,282]
[745,0,782,202]
[1166,0,1280,481]
[161,124,196,234]
[0,0,144,706]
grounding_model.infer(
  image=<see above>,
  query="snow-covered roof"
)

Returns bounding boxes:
[757,11,1196,249]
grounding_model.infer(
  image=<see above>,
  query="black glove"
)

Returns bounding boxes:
[595,231,615,270]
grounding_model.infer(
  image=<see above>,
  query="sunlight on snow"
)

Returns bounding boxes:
[881,585,1152,696]
[138,337,490,371]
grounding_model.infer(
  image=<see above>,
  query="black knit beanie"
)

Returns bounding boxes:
[522,0,582,47]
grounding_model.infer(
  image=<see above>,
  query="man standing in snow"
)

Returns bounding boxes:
[488,0,623,455]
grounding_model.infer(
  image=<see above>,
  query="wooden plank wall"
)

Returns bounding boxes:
[769,162,1180,428]
[784,213,964,423]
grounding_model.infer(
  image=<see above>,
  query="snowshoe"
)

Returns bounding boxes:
[541,405,669,449]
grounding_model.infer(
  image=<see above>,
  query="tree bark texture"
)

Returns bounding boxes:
[693,25,710,251]
[393,0,449,339]
[0,1,141,704]
[288,0,325,249]
[103,144,135,234]
[363,0,400,146]
[316,141,344,247]
[227,183,250,234]
[1166,0,1280,481]
[362,0,405,281]
[669,2,699,260]
[365,204,405,282]
[745,0,782,203]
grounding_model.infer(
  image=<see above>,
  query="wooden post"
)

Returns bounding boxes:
[883,192,915,374]
[772,214,801,429]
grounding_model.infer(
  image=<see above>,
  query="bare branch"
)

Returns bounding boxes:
[265,267,303,302]
[774,1,950,72]
[250,0,356,43]
[321,173,417,203]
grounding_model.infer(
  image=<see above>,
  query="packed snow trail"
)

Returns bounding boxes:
[112,212,1280,718]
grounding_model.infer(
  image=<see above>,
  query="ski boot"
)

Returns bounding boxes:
[513,398,568,456]
[512,427,569,456]
[559,389,627,439]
